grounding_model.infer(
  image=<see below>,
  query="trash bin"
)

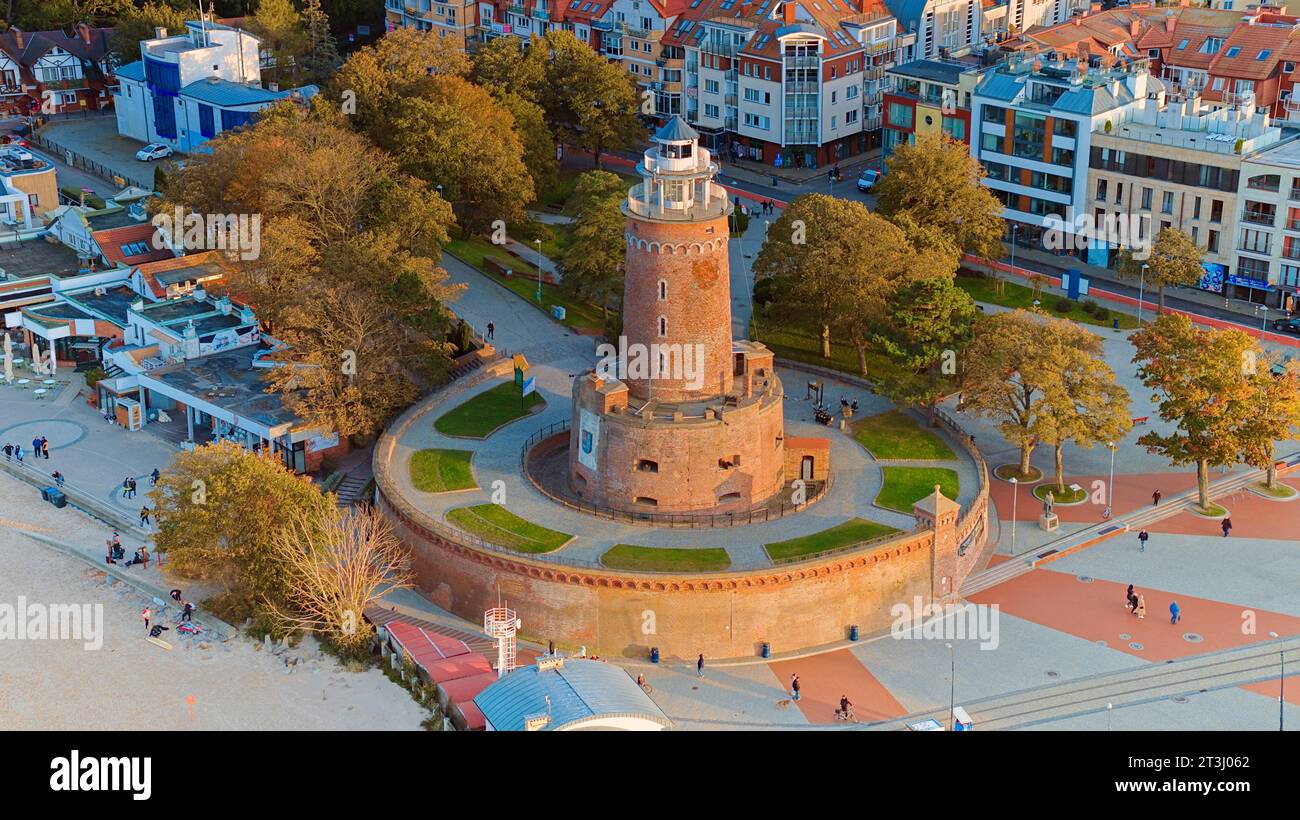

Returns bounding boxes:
[1112,318,1119,330]
[761,641,771,659]
[650,647,660,664]
[849,625,860,641]
[552,305,566,321]
[40,486,56,503]
[48,489,67,508]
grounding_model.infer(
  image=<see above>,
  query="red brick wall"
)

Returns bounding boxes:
[622,209,734,402]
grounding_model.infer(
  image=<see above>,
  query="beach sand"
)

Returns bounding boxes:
[0,471,428,730]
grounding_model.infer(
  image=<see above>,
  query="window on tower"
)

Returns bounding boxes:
[658,316,667,337]
[658,279,668,300]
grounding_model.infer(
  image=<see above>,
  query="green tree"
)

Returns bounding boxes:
[299,0,340,84]
[1131,313,1258,510]
[1238,355,1300,491]
[754,194,936,375]
[150,441,334,601]
[498,91,557,202]
[874,274,977,426]
[960,309,1104,479]
[1034,337,1131,495]
[873,134,1005,261]
[470,34,543,100]
[1117,227,1204,312]
[247,0,306,86]
[385,77,532,233]
[330,27,468,135]
[559,172,625,322]
[108,1,195,67]
[530,30,642,169]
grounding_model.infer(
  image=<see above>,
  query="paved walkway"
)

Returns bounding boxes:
[35,114,155,188]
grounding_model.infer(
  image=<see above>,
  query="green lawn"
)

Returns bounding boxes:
[447,237,606,333]
[1033,483,1087,503]
[764,518,900,563]
[876,467,961,513]
[749,316,903,382]
[409,448,476,493]
[956,271,1138,329]
[445,504,572,553]
[852,410,956,460]
[434,381,545,439]
[600,544,732,572]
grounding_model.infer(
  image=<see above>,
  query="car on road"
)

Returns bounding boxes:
[856,168,881,192]
[1271,317,1300,335]
[135,143,173,161]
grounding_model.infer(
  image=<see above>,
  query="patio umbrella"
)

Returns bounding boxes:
[30,341,42,377]
[46,346,56,379]
[3,333,11,384]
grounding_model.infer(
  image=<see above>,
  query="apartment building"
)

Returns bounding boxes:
[971,53,1162,249]
[1229,139,1300,309]
[384,0,481,47]
[884,0,981,62]
[113,22,315,154]
[881,56,987,155]
[1086,91,1284,290]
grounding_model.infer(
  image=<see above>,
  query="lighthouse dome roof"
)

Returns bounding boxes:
[654,116,699,144]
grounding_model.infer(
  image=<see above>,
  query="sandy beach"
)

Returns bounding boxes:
[0,471,428,730]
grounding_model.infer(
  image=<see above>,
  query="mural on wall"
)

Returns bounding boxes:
[578,408,601,472]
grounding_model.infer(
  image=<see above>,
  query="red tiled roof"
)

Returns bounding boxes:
[93,224,173,267]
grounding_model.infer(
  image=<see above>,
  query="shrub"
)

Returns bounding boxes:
[729,208,750,235]
[1080,298,1098,315]
[82,366,107,388]
[1054,298,1073,313]
[1094,306,1111,321]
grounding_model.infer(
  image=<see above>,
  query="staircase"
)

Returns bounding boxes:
[335,475,371,507]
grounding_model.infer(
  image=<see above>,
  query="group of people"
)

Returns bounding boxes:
[2,436,49,463]
[140,592,195,637]
[757,199,778,216]
[1126,584,1183,624]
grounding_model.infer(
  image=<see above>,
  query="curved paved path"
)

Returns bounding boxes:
[385,254,985,570]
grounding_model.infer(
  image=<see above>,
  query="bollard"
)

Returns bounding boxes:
[849,625,860,642]
[650,646,660,664]
[761,641,771,659]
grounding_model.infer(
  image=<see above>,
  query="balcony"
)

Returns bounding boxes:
[1242,212,1276,227]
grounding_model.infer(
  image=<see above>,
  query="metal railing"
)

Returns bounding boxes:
[0,454,153,542]
[519,420,833,528]
[29,131,153,189]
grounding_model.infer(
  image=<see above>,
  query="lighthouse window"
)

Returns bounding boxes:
[636,459,659,473]
[657,316,667,337]
[658,279,667,300]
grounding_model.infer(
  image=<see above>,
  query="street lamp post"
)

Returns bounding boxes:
[1009,225,1018,271]
[946,642,955,731]
[1269,631,1284,731]
[1259,305,1269,333]
[1106,702,1113,731]
[1009,476,1019,554]
[1104,442,1116,519]
[535,239,543,304]
[1138,263,1148,326]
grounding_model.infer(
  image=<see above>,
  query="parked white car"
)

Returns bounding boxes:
[135,143,173,161]
[856,168,881,192]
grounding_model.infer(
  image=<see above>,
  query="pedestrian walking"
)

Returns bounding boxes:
[139,506,151,526]
[31,436,40,457]
[1152,490,1162,506]
[1138,530,1149,552]
[40,437,49,459]
[182,602,194,623]
[15,445,22,464]
[130,477,138,497]
[3,443,11,461]
[486,322,495,340]
[123,477,132,499]
[790,673,801,702]
[170,588,183,605]
[1134,594,1147,620]
[1221,517,1233,537]
[51,471,64,487]
[1125,584,1134,609]
[696,653,705,678]
[1170,601,1181,624]
[150,468,160,486]
[141,607,151,632]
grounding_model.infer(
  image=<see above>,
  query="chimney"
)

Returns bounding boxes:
[12,28,23,50]
[1090,1,1101,10]
[154,27,168,40]
[77,22,92,46]
[783,2,795,24]
[1165,13,1175,34]
[1129,19,1140,38]
[1074,16,1082,26]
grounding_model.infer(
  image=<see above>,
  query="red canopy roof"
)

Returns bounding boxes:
[386,621,472,670]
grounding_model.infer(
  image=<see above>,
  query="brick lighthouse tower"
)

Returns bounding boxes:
[568,118,795,515]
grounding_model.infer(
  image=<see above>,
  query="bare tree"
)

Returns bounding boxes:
[265,505,412,658]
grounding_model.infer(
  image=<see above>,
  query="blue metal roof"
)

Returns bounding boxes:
[975,72,1022,103]
[883,0,927,33]
[474,659,671,731]
[115,60,145,82]
[179,78,315,108]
